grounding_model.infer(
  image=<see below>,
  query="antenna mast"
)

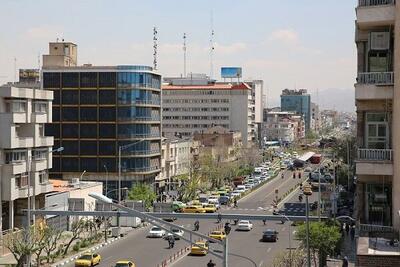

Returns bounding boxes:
[183,33,187,77]
[210,11,215,79]
[153,27,158,70]
[13,57,17,83]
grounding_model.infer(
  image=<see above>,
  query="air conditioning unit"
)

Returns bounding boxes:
[369,32,390,50]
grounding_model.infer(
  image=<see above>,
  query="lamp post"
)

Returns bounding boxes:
[303,184,313,267]
[282,215,292,267]
[103,165,108,197]
[27,146,63,267]
[80,170,86,181]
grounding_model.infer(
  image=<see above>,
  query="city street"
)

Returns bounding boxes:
[62,167,313,267]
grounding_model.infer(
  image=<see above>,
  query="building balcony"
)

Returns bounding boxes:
[356,0,395,29]
[31,112,51,123]
[357,72,393,85]
[34,136,54,147]
[128,166,160,174]
[356,148,393,176]
[2,161,27,175]
[31,159,49,172]
[0,112,27,124]
[37,182,53,194]
[355,83,393,100]
[126,149,161,157]
[118,133,161,139]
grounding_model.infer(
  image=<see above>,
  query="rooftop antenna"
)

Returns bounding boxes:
[13,57,17,83]
[209,10,215,79]
[153,27,158,70]
[183,33,187,77]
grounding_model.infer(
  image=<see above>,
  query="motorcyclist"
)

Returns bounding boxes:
[194,220,200,231]
[281,173,284,179]
[299,194,303,202]
[224,222,231,235]
[168,235,175,248]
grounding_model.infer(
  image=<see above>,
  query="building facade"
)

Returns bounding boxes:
[310,102,321,134]
[262,111,305,143]
[162,75,256,145]
[280,89,311,131]
[354,0,398,229]
[0,84,54,230]
[42,42,162,196]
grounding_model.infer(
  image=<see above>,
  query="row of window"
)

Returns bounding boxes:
[53,90,116,105]
[117,72,161,89]
[162,90,246,95]
[163,99,229,104]
[163,116,229,120]
[163,124,229,129]
[51,157,159,173]
[43,72,117,88]
[162,107,229,112]
[4,148,50,164]
[46,123,161,138]
[118,89,160,105]
[4,100,48,113]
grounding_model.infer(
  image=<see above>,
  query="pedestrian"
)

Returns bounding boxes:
[350,225,355,240]
[207,259,216,267]
[233,198,238,208]
[345,223,350,235]
[293,172,296,179]
[342,256,348,267]
[262,219,266,225]
[217,213,222,223]
[298,172,301,179]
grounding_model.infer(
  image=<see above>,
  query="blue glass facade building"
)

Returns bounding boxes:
[43,65,161,188]
[280,90,311,131]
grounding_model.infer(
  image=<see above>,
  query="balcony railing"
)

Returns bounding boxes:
[127,166,160,172]
[357,72,394,85]
[357,148,393,161]
[127,149,161,156]
[118,133,161,138]
[358,0,395,7]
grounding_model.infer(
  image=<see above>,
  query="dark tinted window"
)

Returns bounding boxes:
[99,141,116,155]
[80,72,97,88]
[62,157,79,172]
[43,72,61,88]
[80,90,97,105]
[62,141,79,155]
[80,107,97,121]
[62,124,79,138]
[99,124,115,138]
[62,107,78,121]
[51,156,60,172]
[99,107,116,121]
[80,158,97,172]
[45,123,60,137]
[99,72,116,87]
[62,72,79,88]
[80,141,97,155]
[80,124,97,138]
[99,90,116,104]
[53,89,61,105]
[62,90,79,105]
[52,107,60,121]
[99,158,116,172]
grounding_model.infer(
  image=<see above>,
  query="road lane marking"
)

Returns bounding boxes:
[281,227,286,231]
[266,247,271,253]
[259,260,264,267]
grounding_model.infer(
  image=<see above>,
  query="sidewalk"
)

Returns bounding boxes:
[327,230,356,267]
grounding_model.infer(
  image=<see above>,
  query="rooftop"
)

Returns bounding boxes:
[50,179,102,192]
[162,82,251,90]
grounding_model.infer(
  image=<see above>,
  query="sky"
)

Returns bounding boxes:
[0,0,357,111]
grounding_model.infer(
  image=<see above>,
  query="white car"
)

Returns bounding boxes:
[230,191,241,198]
[208,196,219,205]
[237,220,253,231]
[236,185,246,191]
[166,227,184,240]
[148,226,166,238]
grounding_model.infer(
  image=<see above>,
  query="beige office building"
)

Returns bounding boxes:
[355,0,400,229]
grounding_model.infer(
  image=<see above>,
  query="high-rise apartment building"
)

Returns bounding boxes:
[280,89,311,131]
[42,41,162,196]
[162,75,256,145]
[354,0,398,229]
[0,83,54,230]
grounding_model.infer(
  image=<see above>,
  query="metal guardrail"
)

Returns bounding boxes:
[357,72,394,85]
[357,148,393,161]
[358,0,395,6]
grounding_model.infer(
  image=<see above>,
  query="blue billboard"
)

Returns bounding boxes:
[221,67,242,78]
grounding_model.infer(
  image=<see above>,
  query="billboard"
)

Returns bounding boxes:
[221,67,242,78]
[19,69,39,82]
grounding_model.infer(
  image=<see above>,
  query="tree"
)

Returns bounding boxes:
[296,221,341,267]
[3,227,41,267]
[272,248,307,267]
[63,219,85,256]
[42,226,63,263]
[127,183,156,209]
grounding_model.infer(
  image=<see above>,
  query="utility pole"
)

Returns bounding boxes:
[303,184,312,267]
[223,236,228,267]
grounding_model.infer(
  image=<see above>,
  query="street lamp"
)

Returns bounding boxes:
[303,184,313,267]
[281,214,292,267]
[103,165,108,197]
[106,187,128,199]
[118,139,145,204]
[80,170,87,180]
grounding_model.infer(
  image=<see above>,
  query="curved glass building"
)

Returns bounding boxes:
[43,64,161,193]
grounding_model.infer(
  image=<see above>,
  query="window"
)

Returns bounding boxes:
[98,158,116,172]
[33,148,47,160]
[43,72,61,88]
[62,90,79,105]
[45,123,60,138]
[80,72,97,88]
[39,171,49,184]
[80,124,97,138]
[62,124,79,138]
[52,89,61,105]
[99,141,116,155]
[80,90,97,105]
[99,72,116,88]
[80,107,97,121]
[80,158,97,172]
[365,113,389,149]
[62,107,78,121]
[99,107,116,121]
[53,107,60,121]
[61,157,79,172]
[62,72,79,88]
[62,141,79,155]
[5,150,27,164]
[80,141,97,155]
[15,172,28,188]
[38,124,44,136]
[99,124,115,138]
[33,101,47,113]
[6,100,26,113]
[99,90,116,104]
[51,157,60,172]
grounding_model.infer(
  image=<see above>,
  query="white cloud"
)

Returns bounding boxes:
[24,25,62,41]
[213,42,247,54]
[269,29,299,45]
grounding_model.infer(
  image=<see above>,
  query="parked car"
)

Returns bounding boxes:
[202,203,217,213]
[230,191,241,198]
[147,226,166,238]
[182,206,206,213]
[262,229,278,242]
[208,195,219,205]
[237,220,253,231]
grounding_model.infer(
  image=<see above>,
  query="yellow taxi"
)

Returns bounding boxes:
[208,230,226,241]
[190,241,209,255]
[75,253,101,267]
[202,203,217,213]
[114,260,136,267]
[190,200,203,208]
[182,206,206,213]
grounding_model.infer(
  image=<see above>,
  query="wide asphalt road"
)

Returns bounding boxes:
[63,164,312,267]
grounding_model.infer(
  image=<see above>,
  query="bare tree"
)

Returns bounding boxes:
[62,219,85,256]
[43,227,63,263]
[3,228,39,267]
